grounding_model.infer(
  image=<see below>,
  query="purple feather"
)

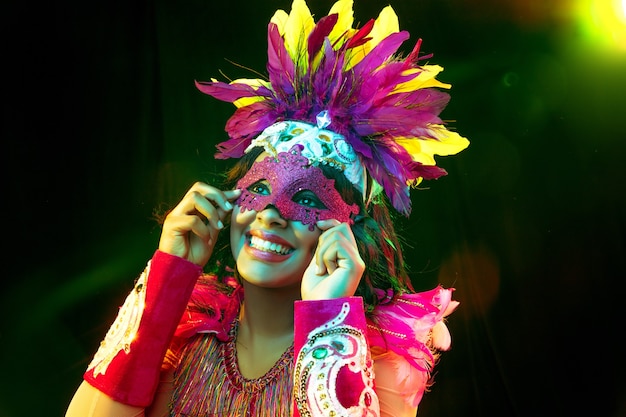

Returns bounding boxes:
[311,39,342,105]
[362,151,412,215]
[380,89,450,115]
[353,109,441,138]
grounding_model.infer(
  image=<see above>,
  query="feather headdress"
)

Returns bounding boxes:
[196,0,469,216]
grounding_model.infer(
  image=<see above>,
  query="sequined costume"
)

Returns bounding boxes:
[156,251,457,416]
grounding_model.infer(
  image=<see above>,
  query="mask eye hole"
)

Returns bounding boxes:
[247,180,271,196]
[292,189,327,209]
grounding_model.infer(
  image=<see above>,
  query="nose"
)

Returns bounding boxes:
[256,204,287,227]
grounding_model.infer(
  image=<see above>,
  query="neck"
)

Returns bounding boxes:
[238,281,299,337]
[235,282,298,379]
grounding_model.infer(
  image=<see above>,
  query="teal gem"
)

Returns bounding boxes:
[312,347,328,359]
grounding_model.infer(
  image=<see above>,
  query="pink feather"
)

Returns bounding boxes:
[267,23,295,97]
[194,80,262,103]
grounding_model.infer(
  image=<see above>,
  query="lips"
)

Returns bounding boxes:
[246,230,294,258]
[249,235,293,255]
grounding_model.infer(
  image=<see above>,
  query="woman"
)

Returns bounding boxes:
[66,1,469,416]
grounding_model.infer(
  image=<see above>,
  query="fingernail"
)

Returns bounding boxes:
[224,201,233,210]
[217,220,224,229]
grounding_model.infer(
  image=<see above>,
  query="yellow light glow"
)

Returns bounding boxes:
[576,0,626,51]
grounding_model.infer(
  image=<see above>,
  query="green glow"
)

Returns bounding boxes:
[577,0,626,51]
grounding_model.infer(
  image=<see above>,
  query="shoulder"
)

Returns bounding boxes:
[367,286,458,407]
[367,286,458,370]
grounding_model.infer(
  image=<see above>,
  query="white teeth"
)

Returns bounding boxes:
[250,236,292,255]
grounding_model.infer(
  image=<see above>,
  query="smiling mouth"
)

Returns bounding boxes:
[249,236,294,255]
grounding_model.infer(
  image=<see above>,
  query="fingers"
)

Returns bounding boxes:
[301,220,364,300]
[313,221,361,276]
[158,182,241,265]
[175,183,241,230]
[315,218,341,232]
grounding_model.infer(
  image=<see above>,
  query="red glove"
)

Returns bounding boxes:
[83,250,202,407]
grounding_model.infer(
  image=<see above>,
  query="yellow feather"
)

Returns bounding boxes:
[270,10,289,36]
[233,96,265,108]
[396,127,469,165]
[328,0,354,44]
[393,66,452,93]
[425,126,471,156]
[283,0,314,69]
[345,5,399,70]
[344,35,364,70]
[230,78,270,108]
[395,138,433,165]
[230,78,268,88]
[370,6,399,48]
[407,177,424,187]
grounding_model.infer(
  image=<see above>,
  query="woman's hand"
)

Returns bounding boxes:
[301,219,365,301]
[158,182,241,267]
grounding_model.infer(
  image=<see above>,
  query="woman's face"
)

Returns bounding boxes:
[230,201,322,289]
[230,150,357,288]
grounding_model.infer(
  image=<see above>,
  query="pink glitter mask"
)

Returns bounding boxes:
[235,145,359,230]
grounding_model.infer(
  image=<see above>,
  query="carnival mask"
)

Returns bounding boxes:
[235,145,359,230]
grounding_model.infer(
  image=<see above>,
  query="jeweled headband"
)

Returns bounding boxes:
[196,0,469,216]
[245,111,366,194]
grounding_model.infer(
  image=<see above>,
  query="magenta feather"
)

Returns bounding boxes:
[407,161,447,180]
[366,62,417,100]
[216,103,277,159]
[351,31,409,80]
[194,80,263,103]
[404,38,423,66]
[308,14,338,63]
[267,23,295,98]
[345,19,375,49]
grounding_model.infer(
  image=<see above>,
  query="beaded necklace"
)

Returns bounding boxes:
[171,320,294,416]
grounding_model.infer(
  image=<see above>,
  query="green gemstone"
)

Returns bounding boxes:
[312,347,328,359]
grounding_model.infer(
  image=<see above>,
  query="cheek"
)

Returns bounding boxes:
[293,224,322,254]
[230,206,254,252]
[231,205,255,224]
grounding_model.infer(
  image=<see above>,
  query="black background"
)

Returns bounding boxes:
[2,1,625,416]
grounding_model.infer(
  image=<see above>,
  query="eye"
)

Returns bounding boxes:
[247,180,271,196]
[293,189,327,209]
